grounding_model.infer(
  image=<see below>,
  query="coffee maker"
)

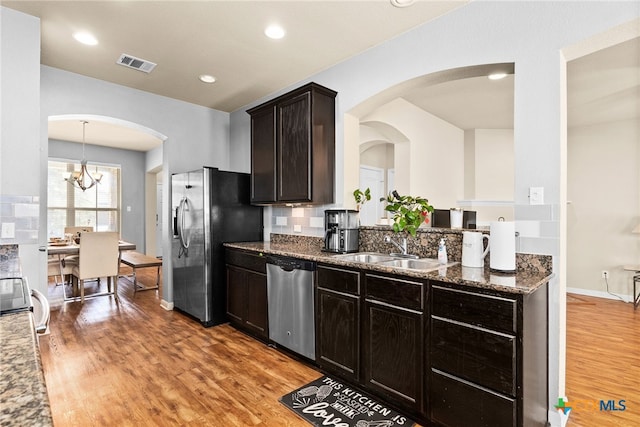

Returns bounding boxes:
[323,209,359,253]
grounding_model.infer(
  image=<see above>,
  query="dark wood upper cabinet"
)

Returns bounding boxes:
[249,106,276,203]
[247,82,337,205]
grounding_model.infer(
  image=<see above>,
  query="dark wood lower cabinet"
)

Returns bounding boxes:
[317,288,360,381]
[316,265,360,382]
[429,282,549,427]
[228,253,549,427]
[430,369,516,427]
[363,300,423,412]
[431,317,516,396]
[363,273,424,414]
[225,249,268,340]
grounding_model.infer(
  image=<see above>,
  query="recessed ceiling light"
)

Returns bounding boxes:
[488,72,508,80]
[199,74,216,84]
[73,31,98,46]
[265,24,285,40]
[390,0,415,8]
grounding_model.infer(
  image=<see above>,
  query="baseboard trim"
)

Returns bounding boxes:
[566,287,632,303]
[160,299,174,311]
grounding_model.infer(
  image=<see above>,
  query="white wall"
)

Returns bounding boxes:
[40,66,231,306]
[567,118,640,298]
[228,3,640,425]
[0,8,42,291]
[361,98,464,209]
[473,129,514,200]
[360,144,391,170]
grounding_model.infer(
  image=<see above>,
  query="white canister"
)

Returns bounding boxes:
[461,231,490,268]
[450,208,463,229]
[489,220,516,272]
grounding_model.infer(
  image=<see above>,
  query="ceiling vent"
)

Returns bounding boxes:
[116,54,157,73]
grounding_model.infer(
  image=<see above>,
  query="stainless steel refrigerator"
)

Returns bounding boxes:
[171,167,263,327]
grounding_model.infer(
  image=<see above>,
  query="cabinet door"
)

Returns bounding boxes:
[431,317,516,396]
[317,288,360,382]
[363,299,423,413]
[430,369,516,427]
[226,265,245,323]
[250,105,276,203]
[245,270,268,340]
[278,92,311,202]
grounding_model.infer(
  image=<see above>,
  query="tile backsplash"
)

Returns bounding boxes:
[270,206,328,238]
[0,195,39,244]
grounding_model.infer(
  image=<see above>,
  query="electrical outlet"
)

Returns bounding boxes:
[601,270,609,279]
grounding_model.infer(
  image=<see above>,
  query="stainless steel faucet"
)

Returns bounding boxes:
[384,235,418,259]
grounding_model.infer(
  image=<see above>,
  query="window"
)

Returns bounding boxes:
[47,160,121,238]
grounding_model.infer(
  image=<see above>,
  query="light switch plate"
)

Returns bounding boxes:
[529,187,544,205]
[1,222,15,239]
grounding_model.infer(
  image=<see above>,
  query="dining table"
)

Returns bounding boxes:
[41,240,137,300]
[44,240,136,256]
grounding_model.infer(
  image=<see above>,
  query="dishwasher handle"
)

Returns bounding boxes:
[266,256,316,272]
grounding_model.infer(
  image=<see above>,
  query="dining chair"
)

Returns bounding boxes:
[70,231,120,303]
[47,255,64,285]
[61,226,94,273]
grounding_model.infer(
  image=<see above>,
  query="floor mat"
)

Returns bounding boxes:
[280,375,417,427]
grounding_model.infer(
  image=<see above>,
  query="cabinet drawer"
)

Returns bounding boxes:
[365,274,423,311]
[430,369,516,427]
[431,285,517,333]
[317,265,360,295]
[431,317,516,396]
[225,250,266,273]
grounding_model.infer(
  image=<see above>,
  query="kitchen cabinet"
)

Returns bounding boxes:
[247,82,337,205]
[316,264,361,382]
[362,273,425,415]
[428,282,548,427]
[225,249,268,340]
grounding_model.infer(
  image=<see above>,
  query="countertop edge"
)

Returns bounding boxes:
[0,311,53,427]
[224,242,553,295]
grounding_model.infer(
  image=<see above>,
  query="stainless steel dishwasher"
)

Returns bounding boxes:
[266,255,316,360]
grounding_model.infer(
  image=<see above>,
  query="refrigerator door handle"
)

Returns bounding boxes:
[177,197,190,250]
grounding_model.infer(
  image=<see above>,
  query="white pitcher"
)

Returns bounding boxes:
[461,231,490,268]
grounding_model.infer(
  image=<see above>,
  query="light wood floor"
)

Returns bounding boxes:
[566,294,640,427]
[41,267,320,426]
[41,272,640,426]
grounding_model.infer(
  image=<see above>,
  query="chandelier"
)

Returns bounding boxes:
[65,120,102,191]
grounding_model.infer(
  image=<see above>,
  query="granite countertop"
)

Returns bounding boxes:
[0,312,53,427]
[0,245,53,427]
[224,241,553,295]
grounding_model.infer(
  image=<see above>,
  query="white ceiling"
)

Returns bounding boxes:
[4,1,639,151]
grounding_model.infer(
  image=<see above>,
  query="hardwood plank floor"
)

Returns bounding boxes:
[41,267,320,426]
[41,271,639,426]
[566,294,640,427]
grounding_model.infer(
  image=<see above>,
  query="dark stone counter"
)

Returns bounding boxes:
[225,233,553,295]
[0,244,53,427]
[0,312,53,427]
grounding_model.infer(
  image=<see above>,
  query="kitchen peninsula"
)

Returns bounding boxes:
[0,245,53,427]
[225,228,553,427]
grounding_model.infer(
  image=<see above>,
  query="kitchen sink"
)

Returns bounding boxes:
[332,252,396,263]
[377,258,448,271]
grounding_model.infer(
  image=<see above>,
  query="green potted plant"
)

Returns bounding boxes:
[353,187,371,211]
[383,190,434,236]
